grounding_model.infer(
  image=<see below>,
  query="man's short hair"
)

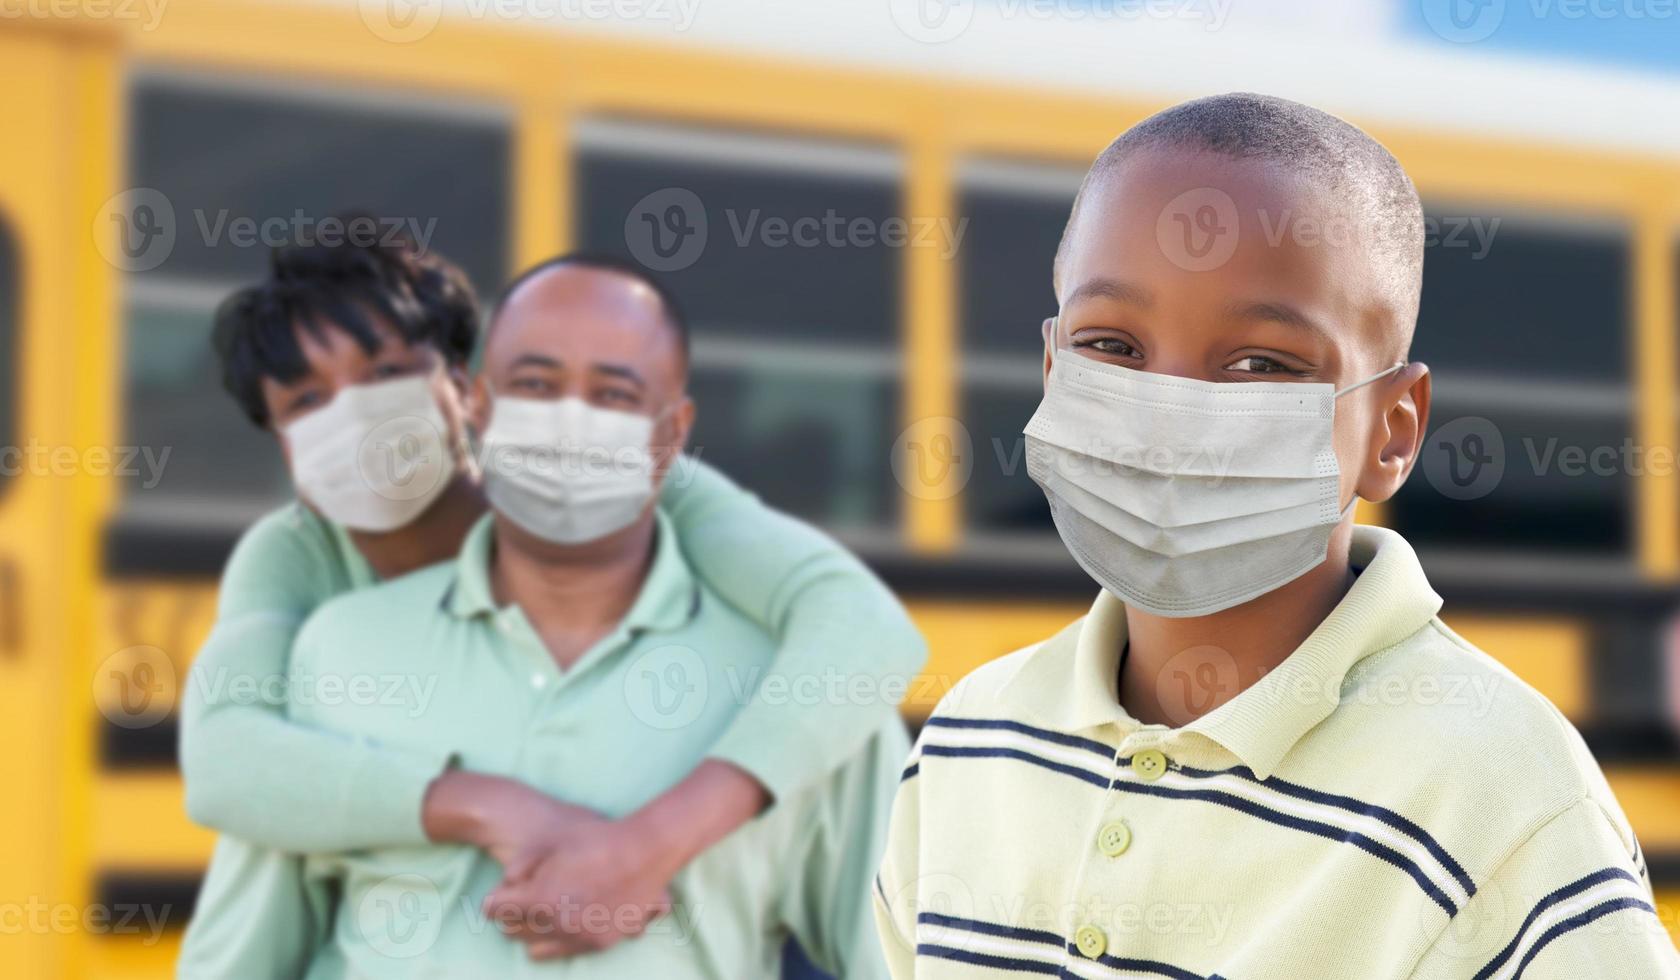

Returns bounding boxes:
[1057,92,1426,349]
[211,219,479,427]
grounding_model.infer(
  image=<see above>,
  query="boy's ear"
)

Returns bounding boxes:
[1041,317,1057,385]
[1356,362,1432,504]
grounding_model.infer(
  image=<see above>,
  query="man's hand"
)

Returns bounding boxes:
[482,818,679,960]
[420,769,606,881]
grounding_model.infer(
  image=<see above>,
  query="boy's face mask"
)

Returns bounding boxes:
[1024,347,1403,617]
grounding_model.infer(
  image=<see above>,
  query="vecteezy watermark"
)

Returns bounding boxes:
[888,0,1234,44]
[0,441,171,489]
[1422,416,1680,502]
[623,644,709,731]
[1421,416,1506,501]
[94,645,177,730]
[94,189,439,273]
[1156,187,1501,273]
[892,416,974,502]
[358,0,701,43]
[1154,645,1241,726]
[0,898,173,945]
[0,0,168,30]
[1421,0,1677,44]
[623,187,968,272]
[190,666,442,719]
[357,874,445,959]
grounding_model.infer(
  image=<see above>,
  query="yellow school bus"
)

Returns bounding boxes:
[2,3,1679,975]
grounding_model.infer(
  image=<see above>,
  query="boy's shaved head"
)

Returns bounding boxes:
[1057,92,1425,357]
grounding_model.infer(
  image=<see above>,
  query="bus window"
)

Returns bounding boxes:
[114,75,511,551]
[0,217,15,498]
[1392,212,1633,560]
[956,159,1082,539]
[573,119,903,535]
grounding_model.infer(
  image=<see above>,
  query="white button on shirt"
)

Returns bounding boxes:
[874,526,1680,979]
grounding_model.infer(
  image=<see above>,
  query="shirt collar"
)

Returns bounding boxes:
[1001,525,1443,779]
[445,509,700,634]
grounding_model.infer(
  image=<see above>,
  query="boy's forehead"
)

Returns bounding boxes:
[1058,147,1393,352]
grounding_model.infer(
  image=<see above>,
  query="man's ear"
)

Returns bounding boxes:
[669,395,696,454]
[1041,317,1057,385]
[1356,362,1432,504]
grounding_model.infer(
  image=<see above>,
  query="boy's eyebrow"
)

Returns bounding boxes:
[1064,277,1154,309]
[1226,300,1331,339]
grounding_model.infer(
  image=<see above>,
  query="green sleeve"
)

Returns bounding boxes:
[176,836,333,979]
[660,458,929,803]
[178,506,450,852]
[776,718,910,980]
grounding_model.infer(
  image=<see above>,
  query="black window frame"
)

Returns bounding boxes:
[0,213,18,501]
[571,116,909,540]
[106,72,513,574]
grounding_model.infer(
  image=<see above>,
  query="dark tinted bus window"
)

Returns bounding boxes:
[0,218,16,495]
[1392,212,1632,558]
[122,77,510,527]
[574,120,904,532]
[957,160,1081,536]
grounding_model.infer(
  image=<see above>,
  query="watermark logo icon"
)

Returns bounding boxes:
[359,0,445,42]
[892,416,973,501]
[359,414,450,502]
[357,873,444,958]
[1421,415,1505,501]
[625,188,708,272]
[624,644,708,730]
[1420,0,1505,43]
[888,0,976,43]
[1156,187,1239,273]
[94,645,177,730]
[95,189,176,273]
[1154,645,1239,726]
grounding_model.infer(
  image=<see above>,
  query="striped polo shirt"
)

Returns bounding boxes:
[874,526,1680,979]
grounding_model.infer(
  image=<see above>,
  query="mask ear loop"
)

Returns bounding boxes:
[1331,361,1408,518]
[1334,361,1407,397]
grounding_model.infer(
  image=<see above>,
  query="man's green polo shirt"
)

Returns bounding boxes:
[286,511,905,979]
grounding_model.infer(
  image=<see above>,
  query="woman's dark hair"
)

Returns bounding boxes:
[210,217,480,427]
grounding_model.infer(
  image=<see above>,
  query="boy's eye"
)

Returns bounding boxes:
[372,362,412,380]
[287,391,324,415]
[1075,336,1142,359]
[1225,355,1295,375]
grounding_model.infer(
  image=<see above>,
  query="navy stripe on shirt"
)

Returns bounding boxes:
[1473,868,1651,980]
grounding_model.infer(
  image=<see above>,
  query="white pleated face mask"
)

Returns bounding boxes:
[1024,348,1404,617]
[479,395,663,545]
[284,376,455,533]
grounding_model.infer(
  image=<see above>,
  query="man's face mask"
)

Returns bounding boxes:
[1024,341,1403,617]
[479,393,668,545]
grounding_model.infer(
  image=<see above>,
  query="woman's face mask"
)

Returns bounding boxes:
[283,375,456,533]
[1025,346,1403,617]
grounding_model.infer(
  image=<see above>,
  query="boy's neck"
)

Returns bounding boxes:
[1117,521,1357,728]
[349,471,487,581]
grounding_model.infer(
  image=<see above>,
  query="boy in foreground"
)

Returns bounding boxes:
[873,93,1680,979]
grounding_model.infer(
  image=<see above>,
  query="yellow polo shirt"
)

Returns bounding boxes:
[875,526,1680,979]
